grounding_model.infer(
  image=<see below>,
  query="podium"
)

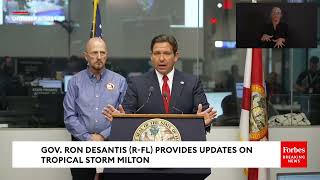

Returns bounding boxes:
[103,114,211,180]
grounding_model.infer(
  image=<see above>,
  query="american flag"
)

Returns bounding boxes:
[90,0,102,38]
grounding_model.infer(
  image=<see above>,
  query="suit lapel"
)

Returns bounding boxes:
[170,70,184,109]
[146,70,165,113]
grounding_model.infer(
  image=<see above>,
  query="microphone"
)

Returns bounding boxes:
[135,86,154,113]
[163,92,184,114]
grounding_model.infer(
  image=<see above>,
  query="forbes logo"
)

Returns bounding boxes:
[282,147,306,154]
[281,141,307,168]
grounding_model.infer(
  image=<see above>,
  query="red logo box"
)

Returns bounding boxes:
[281,141,307,168]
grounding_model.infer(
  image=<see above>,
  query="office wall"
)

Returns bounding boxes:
[0,25,68,57]
[0,0,203,58]
[1,126,319,180]
[70,0,203,59]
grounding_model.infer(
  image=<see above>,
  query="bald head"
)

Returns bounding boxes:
[84,37,108,75]
[85,37,107,53]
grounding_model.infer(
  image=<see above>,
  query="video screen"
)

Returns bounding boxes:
[39,80,62,89]
[236,3,317,48]
[236,82,243,98]
[205,92,232,117]
[277,172,320,180]
[2,0,68,25]
[63,75,72,92]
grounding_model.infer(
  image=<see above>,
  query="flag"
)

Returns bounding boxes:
[90,0,102,38]
[240,48,269,180]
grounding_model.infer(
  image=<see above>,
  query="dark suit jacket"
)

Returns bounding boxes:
[122,69,209,114]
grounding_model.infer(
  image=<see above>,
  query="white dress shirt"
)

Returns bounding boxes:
[155,68,174,94]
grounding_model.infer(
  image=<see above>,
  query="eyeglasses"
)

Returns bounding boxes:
[152,51,174,58]
[87,51,107,58]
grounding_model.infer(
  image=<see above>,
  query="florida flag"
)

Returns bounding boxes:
[240,48,269,180]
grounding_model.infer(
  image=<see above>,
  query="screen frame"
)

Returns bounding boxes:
[277,172,320,180]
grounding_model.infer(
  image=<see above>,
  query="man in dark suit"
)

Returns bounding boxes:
[103,34,216,126]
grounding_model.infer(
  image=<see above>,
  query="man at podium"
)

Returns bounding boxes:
[102,34,215,180]
[104,34,216,126]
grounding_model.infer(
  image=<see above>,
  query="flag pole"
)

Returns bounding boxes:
[240,48,252,142]
[91,0,99,37]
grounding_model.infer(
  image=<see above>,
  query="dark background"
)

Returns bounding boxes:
[236,3,317,48]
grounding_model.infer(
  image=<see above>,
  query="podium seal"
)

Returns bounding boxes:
[133,118,181,141]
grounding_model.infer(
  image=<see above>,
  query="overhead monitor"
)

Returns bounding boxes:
[2,0,68,25]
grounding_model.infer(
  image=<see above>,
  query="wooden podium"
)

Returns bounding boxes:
[103,114,211,180]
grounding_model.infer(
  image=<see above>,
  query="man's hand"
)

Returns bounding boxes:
[196,104,217,126]
[273,38,285,48]
[102,104,125,122]
[90,133,105,141]
[261,34,273,42]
